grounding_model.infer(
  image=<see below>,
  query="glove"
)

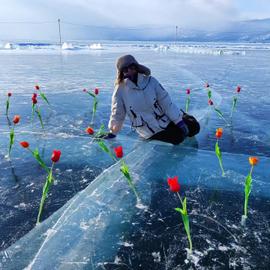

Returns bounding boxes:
[176,120,189,137]
[96,132,116,139]
[181,110,200,137]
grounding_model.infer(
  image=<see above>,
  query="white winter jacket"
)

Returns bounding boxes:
[108,73,182,139]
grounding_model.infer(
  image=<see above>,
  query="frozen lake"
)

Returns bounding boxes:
[0,41,270,269]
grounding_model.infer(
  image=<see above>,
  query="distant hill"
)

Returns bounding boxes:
[77,18,270,42]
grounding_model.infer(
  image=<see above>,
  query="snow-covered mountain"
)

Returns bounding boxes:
[77,18,270,42]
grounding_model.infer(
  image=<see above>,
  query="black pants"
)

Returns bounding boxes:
[149,122,185,145]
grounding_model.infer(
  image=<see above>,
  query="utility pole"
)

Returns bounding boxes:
[175,25,178,44]
[58,18,62,48]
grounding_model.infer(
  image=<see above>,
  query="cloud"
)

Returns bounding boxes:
[0,0,269,40]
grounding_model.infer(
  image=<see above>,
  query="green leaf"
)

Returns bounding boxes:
[93,99,98,114]
[97,141,111,154]
[244,172,253,217]
[8,128,15,156]
[87,92,96,98]
[37,166,54,224]
[40,92,50,105]
[245,173,252,197]
[120,160,139,199]
[35,108,44,129]
[215,141,222,159]
[232,97,237,111]
[208,90,212,99]
[175,197,192,252]
[182,197,187,213]
[32,148,50,173]
[215,141,225,176]
[95,124,108,138]
[214,107,224,118]
[120,162,132,182]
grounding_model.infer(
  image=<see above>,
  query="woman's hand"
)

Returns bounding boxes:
[111,124,121,133]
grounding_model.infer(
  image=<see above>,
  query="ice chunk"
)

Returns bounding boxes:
[3,43,14,50]
[89,43,103,50]
[61,42,74,50]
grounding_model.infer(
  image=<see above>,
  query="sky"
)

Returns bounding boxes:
[0,0,270,40]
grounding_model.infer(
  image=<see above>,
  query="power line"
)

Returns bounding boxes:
[0,20,269,35]
[0,21,56,24]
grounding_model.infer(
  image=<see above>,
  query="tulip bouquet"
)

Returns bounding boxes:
[31,93,44,129]
[6,92,12,116]
[168,176,192,254]
[37,150,61,224]
[83,88,99,124]
[35,85,50,105]
[185,89,191,113]
[230,86,241,118]
[215,128,225,176]
[241,157,259,225]
[8,115,20,158]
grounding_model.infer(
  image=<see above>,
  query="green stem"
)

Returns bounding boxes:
[121,160,139,200]
[91,97,98,124]
[218,158,225,177]
[36,163,54,224]
[8,127,15,157]
[244,166,253,217]
[35,107,44,129]
[215,140,225,176]
[177,192,183,206]
[6,98,10,115]
[185,97,190,113]
[31,104,35,123]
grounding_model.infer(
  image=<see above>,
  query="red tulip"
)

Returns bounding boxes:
[32,97,37,104]
[51,150,61,163]
[20,141,29,148]
[13,115,20,124]
[8,92,12,97]
[215,128,223,139]
[205,82,210,88]
[186,89,191,95]
[208,99,213,106]
[35,85,40,90]
[94,88,99,95]
[83,89,87,92]
[114,146,123,158]
[167,176,181,192]
[85,127,94,135]
[249,156,259,166]
[32,93,37,98]
[236,86,241,93]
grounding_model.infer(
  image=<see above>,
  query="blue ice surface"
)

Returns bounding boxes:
[0,41,270,269]
[1,143,270,269]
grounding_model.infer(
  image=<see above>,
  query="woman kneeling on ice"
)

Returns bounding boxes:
[104,55,200,145]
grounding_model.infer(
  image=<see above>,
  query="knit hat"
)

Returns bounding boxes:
[116,55,151,76]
